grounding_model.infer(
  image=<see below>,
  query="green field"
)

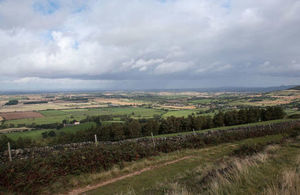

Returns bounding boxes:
[162,109,198,118]
[6,122,96,141]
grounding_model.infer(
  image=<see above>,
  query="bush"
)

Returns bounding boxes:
[289,127,300,138]
[48,131,56,137]
[232,144,265,157]
[4,100,18,105]
[288,114,300,119]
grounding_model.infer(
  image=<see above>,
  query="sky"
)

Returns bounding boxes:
[0,0,300,90]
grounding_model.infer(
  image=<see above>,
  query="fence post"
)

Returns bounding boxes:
[94,134,98,146]
[8,142,12,162]
[151,132,155,148]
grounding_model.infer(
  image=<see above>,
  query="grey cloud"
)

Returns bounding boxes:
[0,0,300,90]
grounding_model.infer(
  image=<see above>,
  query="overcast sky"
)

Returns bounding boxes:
[0,0,299,90]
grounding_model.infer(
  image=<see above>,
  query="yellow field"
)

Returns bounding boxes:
[0,127,32,133]
[0,95,144,113]
[158,105,196,110]
[0,102,109,113]
[153,91,212,97]
[239,100,291,107]
[93,98,145,106]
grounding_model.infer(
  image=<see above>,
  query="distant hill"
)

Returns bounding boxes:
[289,86,300,90]
[0,85,297,95]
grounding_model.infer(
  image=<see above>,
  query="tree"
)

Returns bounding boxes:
[0,135,15,152]
[5,100,18,106]
[48,131,56,137]
[142,119,159,136]
[213,111,225,127]
[159,119,169,134]
[238,109,247,124]
[110,124,125,141]
[42,132,48,138]
[124,119,141,138]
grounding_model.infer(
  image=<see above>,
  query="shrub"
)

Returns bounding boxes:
[232,144,265,157]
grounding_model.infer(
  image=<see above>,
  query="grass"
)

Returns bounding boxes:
[5,129,51,141]
[84,135,300,195]
[58,122,96,134]
[162,109,199,118]
[165,138,300,195]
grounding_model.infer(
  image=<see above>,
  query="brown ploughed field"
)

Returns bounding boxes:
[0,111,44,120]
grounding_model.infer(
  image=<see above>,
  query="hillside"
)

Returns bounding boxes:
[1,120,299,194]
[290,86,300,90]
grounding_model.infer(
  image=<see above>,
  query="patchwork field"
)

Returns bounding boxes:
[2,107,166,126]
[92,98,146,106]
[0,89,299,131]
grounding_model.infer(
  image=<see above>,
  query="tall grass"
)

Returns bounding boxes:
[263,154,300,195]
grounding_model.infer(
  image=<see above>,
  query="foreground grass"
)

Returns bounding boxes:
[51,134,283,195]
[135,137,300,195]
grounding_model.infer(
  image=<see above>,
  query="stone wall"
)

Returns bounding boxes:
[1,120,299,163]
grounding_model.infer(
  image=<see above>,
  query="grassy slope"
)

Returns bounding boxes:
[85,135,285,195]
[149,138,300,195]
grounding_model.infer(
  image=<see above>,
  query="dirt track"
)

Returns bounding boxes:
[66,156,192,195]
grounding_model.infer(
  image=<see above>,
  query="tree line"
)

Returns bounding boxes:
[0,106,285,150]
[52,106,285,144]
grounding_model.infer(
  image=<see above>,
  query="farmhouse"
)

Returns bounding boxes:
[74,121,80,125]
[64,121,80,127]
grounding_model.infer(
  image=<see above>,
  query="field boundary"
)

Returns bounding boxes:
[0,127,32,134]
